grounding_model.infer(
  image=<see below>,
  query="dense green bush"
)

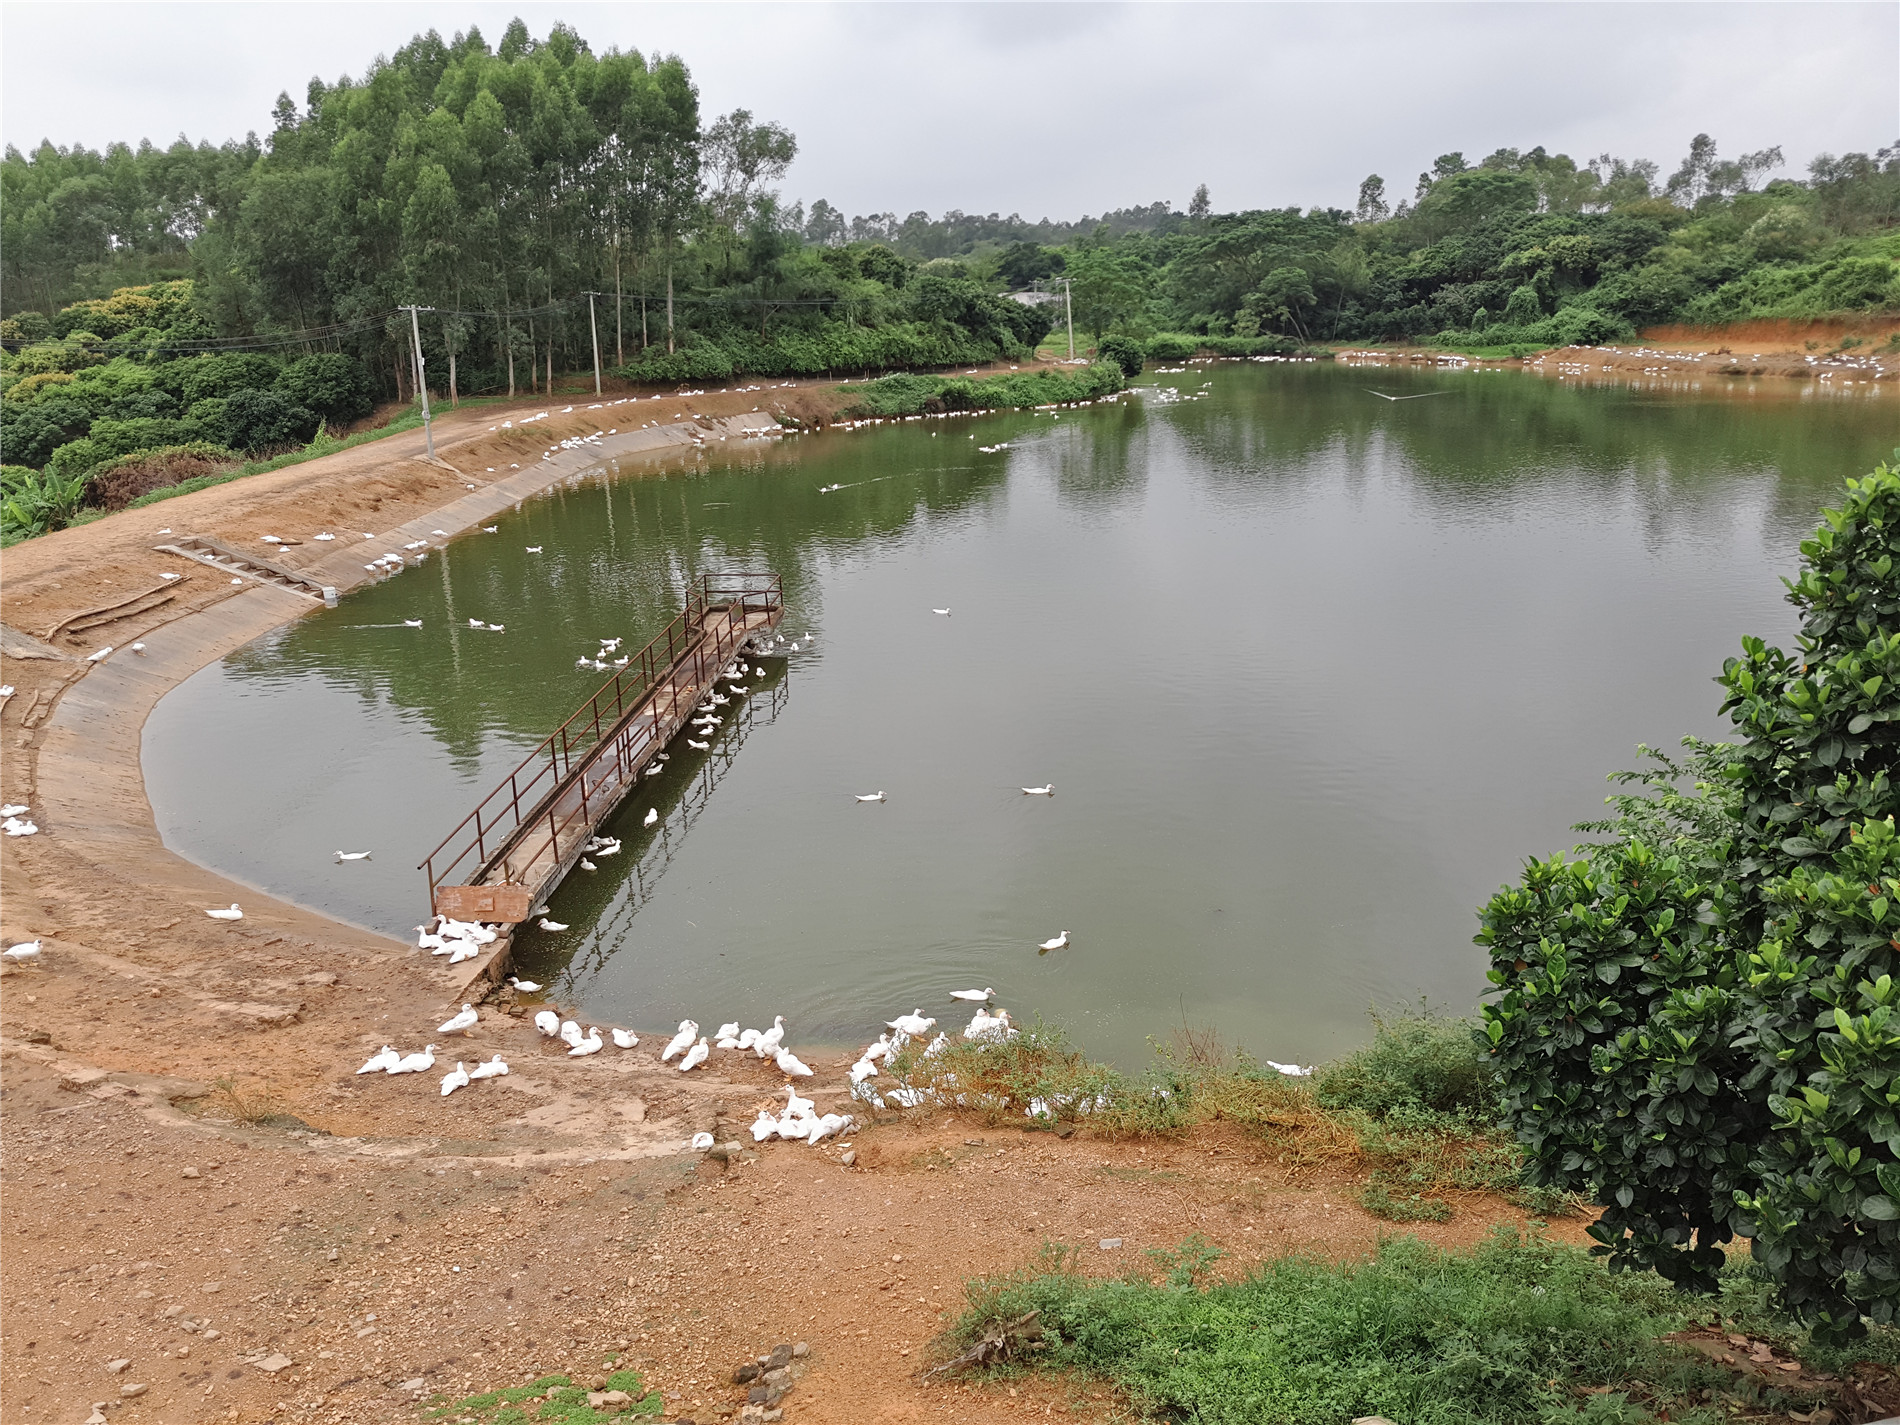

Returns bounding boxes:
[219,387,318,452]
[1145,333,1201,362]
[87,416,203,461]
[175,352,278,406]
[1480,462,1900,1336]
[44,437,102,482]
[842,361,1124,417]
[1097,333,1145,377]
[275,353,372,424]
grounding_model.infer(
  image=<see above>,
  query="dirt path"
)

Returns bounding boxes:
[1335,318,1897,387]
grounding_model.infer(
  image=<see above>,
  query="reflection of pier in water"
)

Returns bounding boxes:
[552,661,792,985]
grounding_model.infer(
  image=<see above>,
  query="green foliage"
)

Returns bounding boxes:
[1478,837,1758,1291]
[1096,333,1145,377]
[1480,462,1900,1336]
[951,1228,1742,1424]
[1,461,87,538]
[274,353,372,424]
[44,436,102,482]
[1686,235,1900,322]
[840,362,1125,418]
[1719,462,1900,891]
[1738,819,1900,1334]
[175,352,279,406]
[219,387,318,452]
[1311,1006,1493,1120]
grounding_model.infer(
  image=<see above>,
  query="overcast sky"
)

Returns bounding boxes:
[3,2,1894,220]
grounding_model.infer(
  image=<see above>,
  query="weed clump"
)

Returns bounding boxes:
[428,1369,663,1423]
[949,1228,1754,1424]
[1311,1004,1492,1120]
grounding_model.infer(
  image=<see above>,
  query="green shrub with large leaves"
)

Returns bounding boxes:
[1479,460,1900,1338]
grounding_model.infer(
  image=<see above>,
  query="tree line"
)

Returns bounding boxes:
[986,140,1899,350]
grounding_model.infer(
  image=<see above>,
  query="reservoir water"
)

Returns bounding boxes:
[145,364,1896,1065]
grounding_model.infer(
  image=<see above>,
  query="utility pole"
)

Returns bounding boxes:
[1062,278,1075,361]
[583,291,603,396]
[399,304,436,459]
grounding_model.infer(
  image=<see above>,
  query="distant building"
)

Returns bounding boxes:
[1008,290,1061,307]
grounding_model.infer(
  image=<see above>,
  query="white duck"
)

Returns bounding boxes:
[949,988,995,1002]
[1021,785,1054,796]
[754,1015,786,1060]
[775,1047,814,1078]
[611,1028,638,1049]
[861,1033,897,1064]
[849,1057,879,1085]
[1039,931,1071,952]
[335,850,372,861]
[750,1109,778,1143]
[854,791,886,803]
[508,976,541,993]
[714,1021,741,1043]
[807,1113,850,1145]
[205,905,244,921]
[568,1027,604,1057]
[737,1027,763,1052]
[644,808,659,827]
[783,1086,815,1118]
[559,1019,584,1048]
[440,1063,471,1096]
[355,1045,399,1074]
[438,1004,478,1035]
[677,1037,710,1072]
[661,1019,700,1062]
[538,917,569,932]
[388,1044,437,1074]
[965,1008,1011,1041]
[468,1055,510,1080]
[579,858,597,872]
[534,1010,560,1037]
[887,1010,935,1040]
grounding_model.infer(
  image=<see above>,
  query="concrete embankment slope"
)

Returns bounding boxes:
[23,411,779,943]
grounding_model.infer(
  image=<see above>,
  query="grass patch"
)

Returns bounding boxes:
[428,1369,663,1423]
[1357,1179,1453,1222]
[944,1227,1849,1424]
[838,362,1125,417]
[873,1009,1522,1183]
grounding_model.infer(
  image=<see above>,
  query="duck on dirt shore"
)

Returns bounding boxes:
[661,1020,700,1062]
[388,1045,436,1075]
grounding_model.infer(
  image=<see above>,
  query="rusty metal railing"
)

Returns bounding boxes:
[418,572,783,908]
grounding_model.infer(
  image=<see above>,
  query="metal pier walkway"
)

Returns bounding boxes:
[419,574,784,922]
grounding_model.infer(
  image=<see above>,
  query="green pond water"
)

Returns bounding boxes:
[145,363,1896,1066]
